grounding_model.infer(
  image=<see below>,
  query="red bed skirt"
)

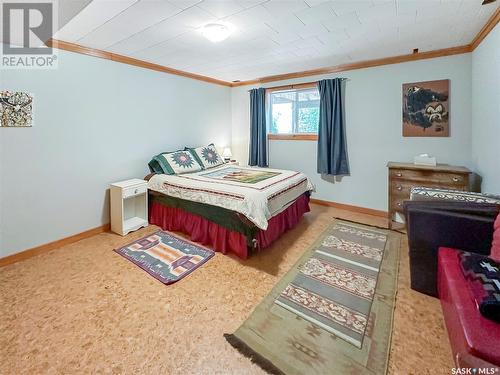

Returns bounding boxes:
[149,193,310,259]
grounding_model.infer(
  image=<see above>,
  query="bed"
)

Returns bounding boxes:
[146,164,314,259]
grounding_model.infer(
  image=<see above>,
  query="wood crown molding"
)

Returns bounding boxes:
[0,224,111,267]
[231,45,472,87]
[310,198,388,218]
[268,134,318,141]
[48,9,498,88]
[470,7,500,50]
[47,39,233,87]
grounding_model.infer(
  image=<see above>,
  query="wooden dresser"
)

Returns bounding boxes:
[387,162,471,229]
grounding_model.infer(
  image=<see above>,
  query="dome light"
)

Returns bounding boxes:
[202,23,232,43]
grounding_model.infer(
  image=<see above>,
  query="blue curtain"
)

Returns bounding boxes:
[248,88,268,167]
[317,79,349,175]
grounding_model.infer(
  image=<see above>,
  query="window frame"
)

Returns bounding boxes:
[267,83,319,141]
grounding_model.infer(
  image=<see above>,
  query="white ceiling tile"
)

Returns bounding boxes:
[330,0,372,16]
[54,0,139,42]
[235,0,269,9]
[415,2,459,24]
[197,0,245,18]
[78,1,182,49]
[175,5,218,27]
[51,0,494,82]
[321,11,360,32]
[262,0,310,16]
[295,23,329,38]
[292,46,319,57]
[168,0,203,10]
[225,4,274,28]
[396,0,436,15]
[316,29,349,45]
[108,22,190,55]
[265,14,306,33]
[266,29,303,44]
[295,2,336,24]
[357,2,396,24]
[293,36,324,49]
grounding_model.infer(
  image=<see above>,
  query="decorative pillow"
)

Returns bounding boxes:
[188,144,224,170]
[150,150,202,175]
[459,251,500,322]
[491,213,500,262]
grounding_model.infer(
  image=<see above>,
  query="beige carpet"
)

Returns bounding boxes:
[0,204,453,374]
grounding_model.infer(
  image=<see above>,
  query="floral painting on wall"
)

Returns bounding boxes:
[0,91,34,127]
[402,79,449,137]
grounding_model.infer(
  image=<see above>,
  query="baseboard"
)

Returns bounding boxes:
[310,198,388,218]
[0,224,111,267]
[1,200,385,266]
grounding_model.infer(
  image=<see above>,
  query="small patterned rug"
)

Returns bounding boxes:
[114,230,214,284]
[225,219,400,375]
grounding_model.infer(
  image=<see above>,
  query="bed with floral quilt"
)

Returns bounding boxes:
[146,161,314,259]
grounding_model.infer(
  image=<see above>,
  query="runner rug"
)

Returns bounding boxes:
[225,219,400,375]
[114,230,214,285]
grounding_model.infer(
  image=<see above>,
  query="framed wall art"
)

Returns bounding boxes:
[402,79,449,137]
[0,91,34,127]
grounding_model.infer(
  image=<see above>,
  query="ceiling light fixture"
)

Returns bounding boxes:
[202,23,232,43]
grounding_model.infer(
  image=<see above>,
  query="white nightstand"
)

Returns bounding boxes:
[110,179,148,236]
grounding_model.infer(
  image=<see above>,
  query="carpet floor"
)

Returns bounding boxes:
[0,204,453,374]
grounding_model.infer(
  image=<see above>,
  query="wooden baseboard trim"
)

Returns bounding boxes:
[310,198,388,218]
[0,224,111,267]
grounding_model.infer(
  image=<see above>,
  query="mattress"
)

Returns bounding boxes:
[147,164,314,230]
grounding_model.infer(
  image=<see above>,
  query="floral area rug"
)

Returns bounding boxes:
[225,220,400,375]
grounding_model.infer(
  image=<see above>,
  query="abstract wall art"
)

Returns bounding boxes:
[0,91,34,127]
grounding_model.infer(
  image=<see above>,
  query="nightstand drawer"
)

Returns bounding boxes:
[123,184,147,199]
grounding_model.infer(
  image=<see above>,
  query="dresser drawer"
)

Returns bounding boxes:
[390,182,413,198]
[123,184,147,199]
[390,197,406,213]
[390,169,467,186]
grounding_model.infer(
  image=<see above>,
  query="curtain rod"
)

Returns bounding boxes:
[248,78,348,92]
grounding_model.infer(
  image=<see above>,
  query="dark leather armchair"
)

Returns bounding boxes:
[404,199,499,297]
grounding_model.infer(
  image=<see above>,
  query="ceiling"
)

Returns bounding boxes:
[54,0,498,82]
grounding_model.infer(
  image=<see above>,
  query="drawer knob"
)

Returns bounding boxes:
[397,202,402,207]
[396,172,402,177]
[396,185,403,191]
[452,177,459,182]
[134,189,138,194]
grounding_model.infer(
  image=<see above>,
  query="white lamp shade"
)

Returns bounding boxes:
[222,147,232,158]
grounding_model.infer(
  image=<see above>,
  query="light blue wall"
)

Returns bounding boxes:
[471,23,500,194]
[232,54,473,211]
[0,49,231,257]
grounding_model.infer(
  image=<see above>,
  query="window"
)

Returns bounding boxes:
[269,86,320,140]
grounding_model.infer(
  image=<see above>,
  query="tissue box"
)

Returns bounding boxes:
[414,155,436,166]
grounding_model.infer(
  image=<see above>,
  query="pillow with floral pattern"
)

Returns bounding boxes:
[188,144,224,169]
[151,149,202,175]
